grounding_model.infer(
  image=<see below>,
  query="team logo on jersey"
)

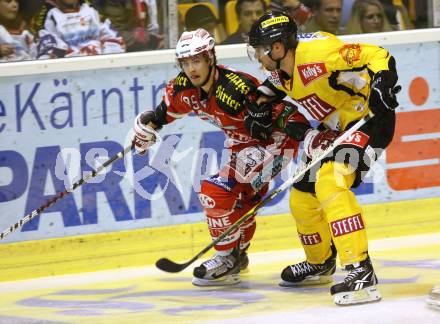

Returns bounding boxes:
[297,62,328,86]
[198,194,216,208]
[298,232,322,245]
[298,32,328,40]
[299,33,317,39]
[224,72,251,95]
[215,84,242,111]
[215,72,254,114]
[174,74,189,87]
[297,94,335,121]
[331,214,365,237]
[340,131,370,148]
[339,44,362,67]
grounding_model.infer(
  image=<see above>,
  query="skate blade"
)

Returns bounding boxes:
[426,299,440,309]
[192,274,241,287]
[426,296,440,309]
[279,275,333,287]
[333,285,382,306]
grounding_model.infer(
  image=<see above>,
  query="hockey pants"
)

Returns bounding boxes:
[290,161,369,265]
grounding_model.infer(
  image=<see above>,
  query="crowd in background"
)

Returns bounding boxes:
[0,0,433,62]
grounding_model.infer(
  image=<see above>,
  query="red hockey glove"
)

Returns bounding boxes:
[133,111,157,155]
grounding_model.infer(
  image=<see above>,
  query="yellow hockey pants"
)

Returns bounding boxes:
[290,161,368,265]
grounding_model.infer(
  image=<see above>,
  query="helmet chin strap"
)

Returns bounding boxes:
[199,64,214,88]
[200,63,214,88]
[268,42,288,70]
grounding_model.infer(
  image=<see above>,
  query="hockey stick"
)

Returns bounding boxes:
[156,113,374,273]
[0,144,133,240]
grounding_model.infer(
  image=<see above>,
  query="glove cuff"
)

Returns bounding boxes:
[303,129,320,158]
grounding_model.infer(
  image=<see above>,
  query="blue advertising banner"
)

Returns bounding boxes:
[1,40,439,243]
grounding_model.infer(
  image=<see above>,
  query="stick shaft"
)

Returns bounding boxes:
[0,145,133,240]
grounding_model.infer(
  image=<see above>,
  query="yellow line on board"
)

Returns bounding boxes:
[1,197,439,282]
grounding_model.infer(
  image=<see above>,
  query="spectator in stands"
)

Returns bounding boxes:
[184,4,225,43]
[409,0,428,29]
[303,0,343,34]
[28,1,50,37]
[379,0,412,30]
[222,0,266,44]
[97,0,164,52]
[340,0,356,28]
[0,0,36,62]
[20,0,45,25]
[270,0,313,29]
[36,0,126,59]
[346,0,393,34]
[178,9,184,35]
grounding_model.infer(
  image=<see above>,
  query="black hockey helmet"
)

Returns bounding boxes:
[248,10,298,49]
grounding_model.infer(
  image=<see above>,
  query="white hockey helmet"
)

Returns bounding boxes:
[175,28,216,60]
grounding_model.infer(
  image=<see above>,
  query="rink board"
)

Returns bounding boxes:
[0,196,439,282]
[0,30,440,285]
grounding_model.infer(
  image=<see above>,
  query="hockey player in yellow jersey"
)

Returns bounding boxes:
[246,11,400,305]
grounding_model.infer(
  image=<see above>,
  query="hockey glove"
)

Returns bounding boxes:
[303,129,340,159]
[244,94,273,141]
[133,111,158,155]
[274,101,311,141]
[368,70,401,115]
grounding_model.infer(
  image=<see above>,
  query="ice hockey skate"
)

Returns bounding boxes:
[192,248,241,286]
[331,256,381,305]
[279,247,337,287]
[427,284,440,309]
[239,244,250,273]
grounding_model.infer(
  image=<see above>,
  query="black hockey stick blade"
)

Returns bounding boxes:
[156,257,192,273]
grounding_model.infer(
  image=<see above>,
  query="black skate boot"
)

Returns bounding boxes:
[279,246,337,287]
[239,244,250,272]
[239,250,249,271]
[192,247,241,286]
[331,256,381,305]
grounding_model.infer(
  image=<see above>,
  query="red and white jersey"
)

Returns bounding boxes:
[38,3,125,57]
[162,65,296,150]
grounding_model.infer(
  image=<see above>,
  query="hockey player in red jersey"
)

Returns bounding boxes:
[133,28,310,286]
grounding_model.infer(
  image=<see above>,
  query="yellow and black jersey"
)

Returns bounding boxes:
[266,32,395,131]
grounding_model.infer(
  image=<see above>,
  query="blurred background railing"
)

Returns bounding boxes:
[0,0,438,63]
